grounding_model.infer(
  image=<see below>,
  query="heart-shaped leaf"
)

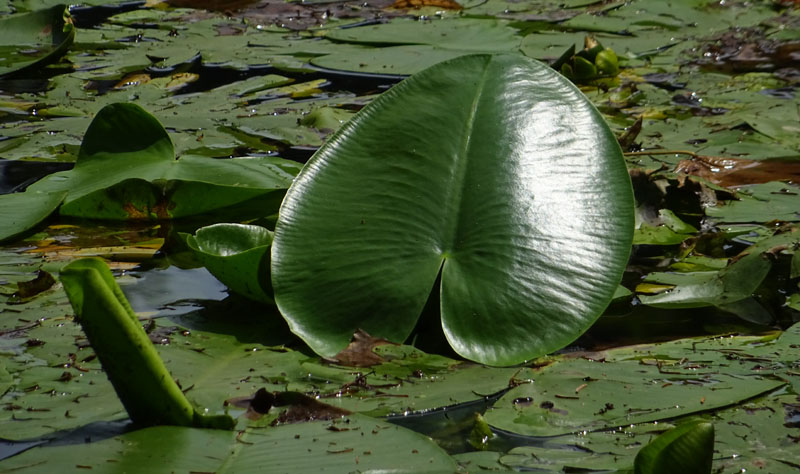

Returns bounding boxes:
[0,5,75,78]
[272,54,633,366]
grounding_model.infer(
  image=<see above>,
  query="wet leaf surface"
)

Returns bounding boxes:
[272,54,633,366]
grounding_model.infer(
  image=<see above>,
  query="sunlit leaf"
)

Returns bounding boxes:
[60,258,235,429]
[272,54,634,366]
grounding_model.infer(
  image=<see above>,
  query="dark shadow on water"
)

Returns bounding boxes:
[168,295,300,348]
[0,420,132,462]
[386,388,509,454]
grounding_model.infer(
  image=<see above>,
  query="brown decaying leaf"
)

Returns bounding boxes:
[272,394,351,425]
[391,0,462,10]
[12,270,56,300]
[330,329,398,367]
[673,155,800,188]
[617,116,642,152]
[225,389,352,423]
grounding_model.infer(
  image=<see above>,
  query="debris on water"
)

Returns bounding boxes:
[694,27,800,76]
[674,155,800,187]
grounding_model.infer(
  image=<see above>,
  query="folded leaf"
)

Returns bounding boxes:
[60,257,234,430]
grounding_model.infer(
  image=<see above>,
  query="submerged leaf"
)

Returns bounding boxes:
[272,54,633,366]
[0,103,301,242]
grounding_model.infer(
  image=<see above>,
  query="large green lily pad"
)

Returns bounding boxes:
[312,18,523,75]
[483,325,797,437]
[272,53,634,366]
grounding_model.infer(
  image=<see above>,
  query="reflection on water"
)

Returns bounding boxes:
[121,264,228,318]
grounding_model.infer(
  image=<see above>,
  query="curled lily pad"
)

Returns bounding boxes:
[185,223,274,303]
[272,54,634,366]
[0,5,75,77]
[0,103,301,242]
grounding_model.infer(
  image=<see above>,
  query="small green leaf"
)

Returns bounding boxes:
[595,48,619,76]
[185,223,274,303]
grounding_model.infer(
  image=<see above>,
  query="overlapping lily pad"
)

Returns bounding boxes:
[312,18,523,75]
[0,103,302,243]
[0,5,74,77]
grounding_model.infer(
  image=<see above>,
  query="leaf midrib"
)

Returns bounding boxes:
[439,60,491,257]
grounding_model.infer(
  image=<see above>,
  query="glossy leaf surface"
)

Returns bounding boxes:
[634,421,714,474]
[272,54,634,366]
[185,223,274,303]
[0,5,75,77]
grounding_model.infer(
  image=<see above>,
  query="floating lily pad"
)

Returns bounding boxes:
[312,18,522,75]
[0,103,302,243]
[483,331,789,437]
[0,5,75,78]
[272,54,634,366]
[706,181,800,224]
